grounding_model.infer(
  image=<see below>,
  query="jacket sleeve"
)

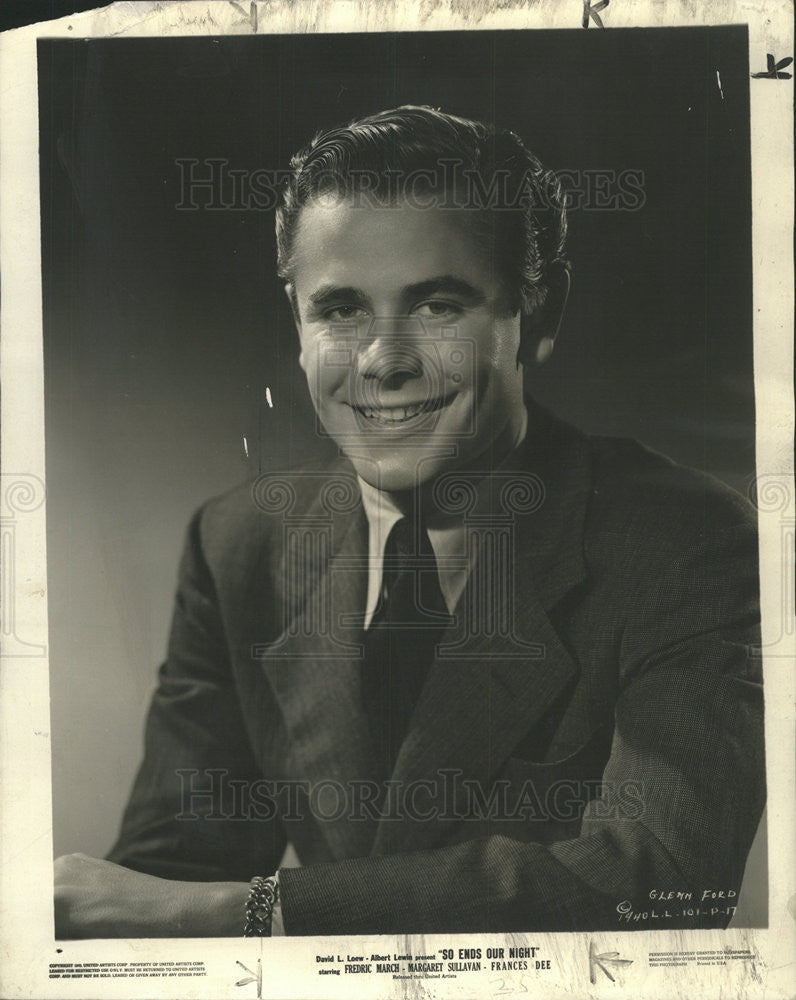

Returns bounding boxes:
[106,506,287,882]
[277,483,765,934]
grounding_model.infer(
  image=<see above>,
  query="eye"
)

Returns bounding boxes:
[323,305,369,323]
[413,300,463,319]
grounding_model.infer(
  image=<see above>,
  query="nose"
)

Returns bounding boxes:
[358,347,422,390]
[355,317,425,391]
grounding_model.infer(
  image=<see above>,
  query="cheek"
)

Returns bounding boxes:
[472,318,521,376]
[299,336,347,404]
[296,340,322,406]
[496,317,522,360]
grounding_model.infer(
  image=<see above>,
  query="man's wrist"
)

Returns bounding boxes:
[208,882,252,936]
[172,881,250,937]
[166,876,284,937]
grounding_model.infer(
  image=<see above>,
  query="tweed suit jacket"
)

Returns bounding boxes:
[107,401,765,934]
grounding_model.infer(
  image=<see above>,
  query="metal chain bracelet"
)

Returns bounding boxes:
[243,875,279,937]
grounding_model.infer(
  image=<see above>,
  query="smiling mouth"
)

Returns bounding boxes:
[351,395,453,426]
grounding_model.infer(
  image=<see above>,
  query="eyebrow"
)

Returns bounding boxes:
[306,275,488,311]
[308,285,370,309]
[403,275,487,305]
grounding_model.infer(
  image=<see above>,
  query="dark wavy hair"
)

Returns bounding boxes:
[275,105,569,316]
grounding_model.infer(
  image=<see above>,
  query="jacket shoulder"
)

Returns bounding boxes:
[585,435,757,544]
[192,458,355,571]
[581,435,759,655]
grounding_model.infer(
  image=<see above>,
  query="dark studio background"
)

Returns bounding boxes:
[39,27,765,923]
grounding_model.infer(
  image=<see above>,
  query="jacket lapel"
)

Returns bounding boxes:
[254,489,382,860]
[372,405,594,856]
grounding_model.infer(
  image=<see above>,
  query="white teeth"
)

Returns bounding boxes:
[359,403,425,422]
[352,396,451,425]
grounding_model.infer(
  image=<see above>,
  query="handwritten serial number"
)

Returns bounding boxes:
[617,897,737,923]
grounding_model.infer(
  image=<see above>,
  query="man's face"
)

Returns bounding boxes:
[289,196,527,493]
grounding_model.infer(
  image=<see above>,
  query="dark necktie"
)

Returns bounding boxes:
[362,516,452,777]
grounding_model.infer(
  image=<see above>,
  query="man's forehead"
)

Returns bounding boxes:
[291,198,495,289]
[295,195,485,244]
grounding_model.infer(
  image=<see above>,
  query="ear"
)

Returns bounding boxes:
[517,266,570,368]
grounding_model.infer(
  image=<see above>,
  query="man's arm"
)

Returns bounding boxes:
[105,508,286,883]
[56,506,285,937]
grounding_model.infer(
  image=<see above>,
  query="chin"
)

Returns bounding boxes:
[347,451,453,495]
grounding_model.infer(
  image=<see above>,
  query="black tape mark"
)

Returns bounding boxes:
[582,0,609,29]
[751,54,793,79]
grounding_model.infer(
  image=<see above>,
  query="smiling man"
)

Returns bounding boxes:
[54,106,764,938]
